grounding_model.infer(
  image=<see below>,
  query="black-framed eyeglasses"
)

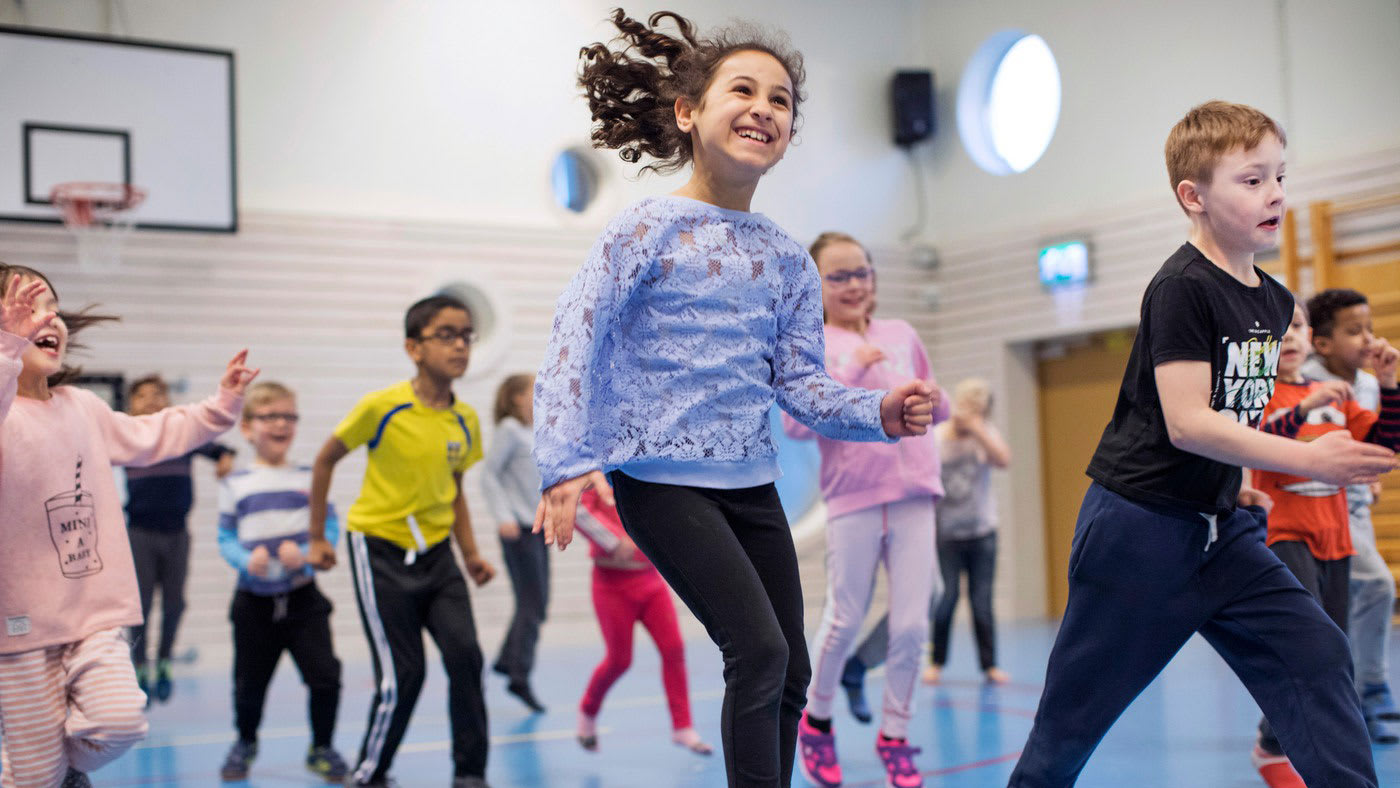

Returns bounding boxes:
[823,268,872,285]
[249,412,299,424]
[419,328,477,345]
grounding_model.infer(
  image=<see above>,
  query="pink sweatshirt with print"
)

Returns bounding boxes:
[782,318,949,519]
[0,332,240,654]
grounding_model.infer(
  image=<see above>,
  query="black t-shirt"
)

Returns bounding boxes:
[1086,243,1293,514]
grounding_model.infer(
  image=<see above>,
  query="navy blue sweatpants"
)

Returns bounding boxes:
[1009,483,1375,787]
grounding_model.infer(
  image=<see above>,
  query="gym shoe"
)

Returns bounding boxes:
[135,664,152,708]
[60,768,91,788]
[1366,714,1400,745]
[1362,682,1400,721]
[451,777,491,788]
[154,659,173,703]
[220,739,258,781]
[507,680,546,713]
[840,657,872,724]
[306,745,349,782]
[1251,741,1305,788]
[797,712,841,787]
[344,778,399,788]
[875,734,923,788]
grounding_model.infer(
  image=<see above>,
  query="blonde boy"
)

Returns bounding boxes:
[1008,101,1395,787]
[217,382,346,782]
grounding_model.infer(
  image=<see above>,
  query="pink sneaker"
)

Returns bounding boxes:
[797,712,841,787]
[875,734,923,788]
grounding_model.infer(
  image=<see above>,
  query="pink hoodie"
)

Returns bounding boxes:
[0,332,240,654]
[783,318,949,519]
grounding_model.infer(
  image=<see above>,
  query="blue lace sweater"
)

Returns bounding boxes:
[533,196,891,491]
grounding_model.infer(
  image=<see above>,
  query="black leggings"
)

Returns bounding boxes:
[610,471,809,788]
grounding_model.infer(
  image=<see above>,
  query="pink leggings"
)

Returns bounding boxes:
[580,565,692,730]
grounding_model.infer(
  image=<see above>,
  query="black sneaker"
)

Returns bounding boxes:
[451,777,491,788]
[60,768,91,788]
[507,681,546,713]
[307,745,349,782]
[344,778,400,787]
[220,739,258,781]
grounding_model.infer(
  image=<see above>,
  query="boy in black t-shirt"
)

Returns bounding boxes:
[1008,101,1397,788]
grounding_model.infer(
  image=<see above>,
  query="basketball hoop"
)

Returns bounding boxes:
[50,182,146,270]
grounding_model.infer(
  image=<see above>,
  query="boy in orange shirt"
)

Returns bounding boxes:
[1249,299,1400,785]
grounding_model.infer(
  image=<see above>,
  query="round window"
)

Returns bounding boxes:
[956,31,1061,175]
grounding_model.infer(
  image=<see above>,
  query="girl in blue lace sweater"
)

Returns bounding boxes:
[532,11,935,787]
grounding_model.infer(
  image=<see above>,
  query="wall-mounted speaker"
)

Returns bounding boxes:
[892,70,935,147]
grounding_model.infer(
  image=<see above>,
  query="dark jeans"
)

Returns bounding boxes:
[128,526,189,667]
[230,583,341,746]
[494,527,550,684]
[932,531,998,670]
[1009,483,1375,787]
[1258,540,1351,756]
[610,471,809,788]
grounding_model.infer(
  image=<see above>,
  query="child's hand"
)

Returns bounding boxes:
[1373,338,1399,389]
[534,470,614,550]
[465,554,495,586]
[1,275,58,343]
[854,345,886,367]
[612,540,637,562]
[215,453,235,479]
[880,380,933,437]
[1299,380,1353,413]
[219,349,261,396]
[1237,486,1274,514]
[1372,480,1383,502]
[927,381,944,415]
[1306,430,1397,487]
[277,540,304,571]
[307,537,336,570]
[248,545,271,577]
[498,521,521,540]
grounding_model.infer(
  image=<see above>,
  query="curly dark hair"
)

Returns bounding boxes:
[0,262,119,388]
[578,8,806,175]
[1305,288,1368,338]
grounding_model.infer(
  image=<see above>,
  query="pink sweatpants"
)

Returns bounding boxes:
[807,496,938,738]
[0,627,148,787]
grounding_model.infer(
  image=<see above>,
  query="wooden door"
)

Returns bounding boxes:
[1037,330,1135,616]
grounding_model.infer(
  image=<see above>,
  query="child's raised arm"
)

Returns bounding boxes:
[100,350,257,468]
[0,276,58,422]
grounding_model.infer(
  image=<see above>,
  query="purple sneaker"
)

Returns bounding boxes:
[797,712,841,787]
[875,734,923,788]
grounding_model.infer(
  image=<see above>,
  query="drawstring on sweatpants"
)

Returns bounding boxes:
[1201,512,1218,552]
[273,594,289,622]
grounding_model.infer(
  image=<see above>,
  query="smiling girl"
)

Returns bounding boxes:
[782,232,947,788]
[0,264,256,787]
[531,11,935,787]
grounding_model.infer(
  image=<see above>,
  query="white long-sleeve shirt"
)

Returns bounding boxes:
[480,416,541,525]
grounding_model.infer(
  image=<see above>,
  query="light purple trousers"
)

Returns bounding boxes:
[806,496,939,738]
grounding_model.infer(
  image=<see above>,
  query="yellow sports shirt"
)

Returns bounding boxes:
[335,381,483,550]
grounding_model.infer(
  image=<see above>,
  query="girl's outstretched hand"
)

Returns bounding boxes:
[881,380,934,437]
[1,275,58,343]
[534,470,614,551]
[220,349,260,396]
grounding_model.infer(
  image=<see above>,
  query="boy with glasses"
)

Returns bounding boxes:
[217,381,347,782]
[307,294,497,788]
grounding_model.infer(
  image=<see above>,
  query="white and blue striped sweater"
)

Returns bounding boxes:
[217,464,339,595]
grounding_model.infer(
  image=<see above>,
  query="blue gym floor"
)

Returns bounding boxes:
[93,621,1400,787]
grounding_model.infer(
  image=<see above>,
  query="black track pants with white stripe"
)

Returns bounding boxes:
[346,532,488,783]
